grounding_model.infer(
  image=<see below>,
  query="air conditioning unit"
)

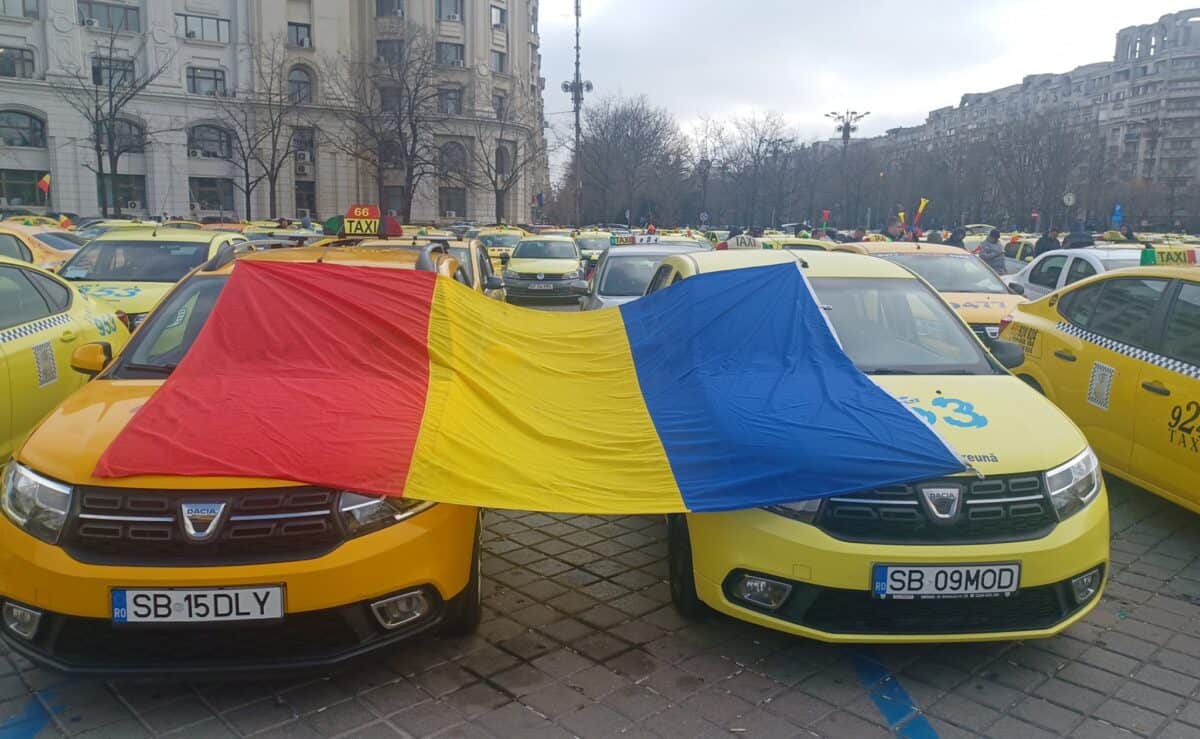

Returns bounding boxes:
[190,202,202,211]
[188,149,201,158]
[296,208,311,218]
[444,210,456,218]
[83,17,99,27]
[295,151,311,162]
[446,13,460,21]
[126,200,141,209]
[296,163,312,176]
[393,8,405,16]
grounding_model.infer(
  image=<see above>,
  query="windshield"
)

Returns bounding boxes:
[59,241,209,283]
[880,253,1009,294]
[113,276,227,376]
[33,232,86,251]
[576,237,611,251]
[512,240,578,259]
[809,277,997,375]
[479,233,521,248]
[599,255,664,296]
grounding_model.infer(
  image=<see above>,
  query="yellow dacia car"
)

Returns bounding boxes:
[1000,261,1200,514]
[646,250,1109,643]
[0,244,481,675]
[501,235,587,303]
[573,230,613,266]
[1,257,130,460]
[0,223,84,272]
[475,226,529,271]
[840,242,1027,343]
[57,229,250,330]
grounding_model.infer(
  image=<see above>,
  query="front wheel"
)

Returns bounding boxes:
[667,515,708,619]
[441,515,483,636]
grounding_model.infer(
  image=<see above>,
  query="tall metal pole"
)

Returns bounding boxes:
[825,110,868,226]
[562,1,591,226]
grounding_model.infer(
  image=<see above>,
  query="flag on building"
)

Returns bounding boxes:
[36,174,50,194]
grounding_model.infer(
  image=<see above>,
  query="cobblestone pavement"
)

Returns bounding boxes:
[3,477,1200,739]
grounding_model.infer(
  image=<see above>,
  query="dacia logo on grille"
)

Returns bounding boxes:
[919,486,961,522]
[536,273,545,280]
[180,502,227,542]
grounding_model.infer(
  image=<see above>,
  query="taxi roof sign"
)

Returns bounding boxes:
[344,204,382,236]
[1141,247,1198,266]
[727,234,761,250]
[610,235,660,245]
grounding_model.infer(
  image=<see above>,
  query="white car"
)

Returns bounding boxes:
[1004,247,1144,300]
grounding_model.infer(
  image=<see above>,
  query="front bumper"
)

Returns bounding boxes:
[505,278,577,300]
[687,485,1109,643]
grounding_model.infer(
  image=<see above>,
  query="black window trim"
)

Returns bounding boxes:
[25,267,74,314]
[0,264,52,331]
[1156,279,1198,366]
[1063,275,1174,353]
[0,232,34,263]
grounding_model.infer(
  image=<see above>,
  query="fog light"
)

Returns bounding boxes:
[3,602,42,640]
[1070,568,1101,604]
[371,591,430,629]
[732,574,792,610]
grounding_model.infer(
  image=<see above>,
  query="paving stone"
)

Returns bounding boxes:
[338,722,406,738]
[531,648,594,679]
[564,665,626,700]
[223,698,298,736]
[571,632,630,662]
[1011,696,1084,735]
[928,693,1002,733]
[1093,697,1167,735]
[984,716,1062,739]
[953,675,1025,711]
[1160,721,1200,739]
[138,696,217,733]
[600,683,670,721]
[640,704,727,739]
[1072,717,1144,738]
[442,682,510,719]
[387,700,463,736]
[473,701,564,738]
[536,617,594,644]
[811,709,893,739]
[490,664,555,697]
[304,698,377,736]
[1114,680,1184,715]
[1079,646,1143,676]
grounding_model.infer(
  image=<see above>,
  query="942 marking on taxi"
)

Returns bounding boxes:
[896,396,989,429]
[1169,401,1200,454]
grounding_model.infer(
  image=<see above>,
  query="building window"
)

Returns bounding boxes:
[175,14,230,43]
[78,1,139,31]
[98,174,146,208]
[0,111,45,147]
[0,48,34,79]
[495,144,511,176]
[293,126,316,156]
[439,141,467,180]
[0,0,38,19]
[490,51,506,74]
[491,6,506,26]
[436,42,464,66]
[376,0,404,16]
[376,40,403,63]
[103,118,144,152]
[528,1,537,32]
[288,66,313,102]
[295,181,316,217]
[187,67,227,96]
[492,94,506,118]
[287,22,312,48]
[188,124,233,159]
[439,88,463,115]
[92,57,134,86]
[0,169,47,205]
[188,177,235,211]
[383,186,406,215]
[437,0,463,21]
[438,187,466,218]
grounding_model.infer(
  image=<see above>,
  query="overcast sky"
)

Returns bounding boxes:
[539,0,1190,157]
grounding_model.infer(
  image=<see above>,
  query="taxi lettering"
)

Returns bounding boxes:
[1169,401,1200,453]
[81,285,142,299]
[1008,324,1040,357]
[897,396,989,429]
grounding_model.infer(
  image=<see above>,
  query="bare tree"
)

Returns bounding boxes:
[723,113,794,226]
[320,31,439,222]
[453,97,550,223]
[49,25,173,216]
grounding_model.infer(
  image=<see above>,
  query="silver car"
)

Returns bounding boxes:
[1004,247,1144,300]
[579,243,708,310]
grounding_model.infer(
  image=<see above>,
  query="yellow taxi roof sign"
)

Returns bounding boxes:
[1141,247,1198,266]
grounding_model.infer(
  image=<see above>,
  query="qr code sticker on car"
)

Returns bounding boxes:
[33,341,57,388]
[1087,362,1115,410]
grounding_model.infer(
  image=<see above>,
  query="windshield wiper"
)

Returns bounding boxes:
[861,368,919,375]
[122,362,178,374]
[862,368,982,376]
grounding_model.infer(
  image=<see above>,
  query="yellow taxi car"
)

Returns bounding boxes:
[762,236,839,251]
[501,235,586,303]
[0,244,481,675]
[0,257,130,460]
[74,219,157,241]
[0,224,83,271]
[573,230,612,265]
[838,242,1027,343]
[646,249,1108,642]
[1000,255,1200,513]
[57,230,250,329]
[3,215,61,228]
[476,226,529,271]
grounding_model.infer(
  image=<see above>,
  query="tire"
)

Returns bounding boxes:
[667,514,709,619]
[441,515,483,636]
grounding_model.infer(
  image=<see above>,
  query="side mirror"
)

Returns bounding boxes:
[989,339,1025,370]
[568,279,590,296]
[71,342,113,377]
[1008,281,1025,296]
[500,252,511,265]
[1024,256,1033,263]
[484,275,505,291]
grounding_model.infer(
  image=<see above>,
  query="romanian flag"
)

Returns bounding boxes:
[36,174,50,194]
[95,261,966,514]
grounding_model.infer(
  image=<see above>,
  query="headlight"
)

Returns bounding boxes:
[503,269,519,279]
[337,492,432,538]
[764,498,821,523]
[562,270,581,280]
[1,463,73,544]
[1045,448,1101,520]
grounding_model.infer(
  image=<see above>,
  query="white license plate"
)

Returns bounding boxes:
[872,564,1019,600]
[528,283,555,290]
[112,586,284,623]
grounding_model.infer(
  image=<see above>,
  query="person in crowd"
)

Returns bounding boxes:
[880,216,904,241]
[1034,227,1062,257]
[976,229,1006,273]
[1119,225,1138,242]
[850,227,867,242]
[944,227,967,248]
[926,230,943,244]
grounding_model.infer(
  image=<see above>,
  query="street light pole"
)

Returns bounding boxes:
[560,0,592,226]
[825,109,869,226]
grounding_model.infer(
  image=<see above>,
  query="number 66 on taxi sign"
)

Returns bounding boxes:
[344,204,381,235]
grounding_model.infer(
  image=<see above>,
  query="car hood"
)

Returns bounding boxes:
[17,380,290,489]
[872,375,1087,475]
[942,292,1026,325]
[74,281,174,315]
[508,258,581,274]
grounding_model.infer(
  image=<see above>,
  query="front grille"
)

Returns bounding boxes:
[62,487,344,565]
[970,323,1000,342]
[815,474,1056,544]
[514,272,571,280]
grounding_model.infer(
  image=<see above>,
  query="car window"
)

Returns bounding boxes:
[1064,258,1098,285]
[33,232,86,251]
[512,240,578,259]
[646,264,674,294]
[448,247,474,284]
[477,248,493,278]
[599,255,665,297]
[0,234,32,262]
[809,276,995,375]
[1029,255,1067,288]
[576,236,611,251]
[26,271,71,313]
[59,241,210,283]
[117,277,226,375]
[1086,278,1169,348]
[1162,283,1200,367]
[0,266,51,330]
[478,233,521,248]
[1058,282,1104,328]
[1004,242,1020,259]
[881,253,1009,294]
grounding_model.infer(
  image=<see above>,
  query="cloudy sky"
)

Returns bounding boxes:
[539,0,1190,150]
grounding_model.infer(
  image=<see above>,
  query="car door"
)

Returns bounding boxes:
[1062,254,1099,288]
[1023,254,1068,299]
[1049,276,1172,474]
[0,264,81,457]
[1131,279,1200,508]
[476,245,504,301]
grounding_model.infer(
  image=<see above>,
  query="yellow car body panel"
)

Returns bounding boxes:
[1001,265,1200,514]
[0,225,73,271]
[73,281,175,315]
[762,237,838,251]
[506,257,580,275]
[942,292,1027,326]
